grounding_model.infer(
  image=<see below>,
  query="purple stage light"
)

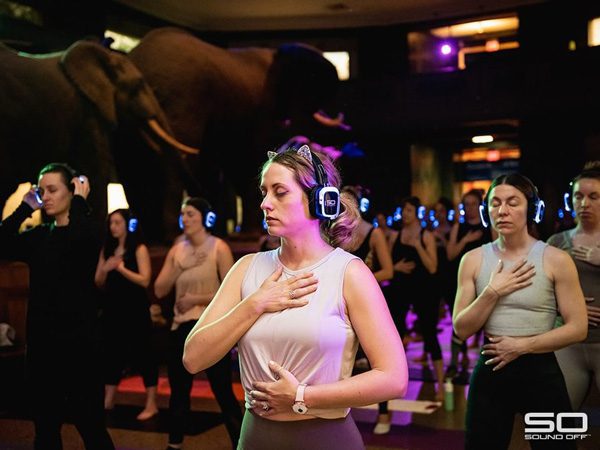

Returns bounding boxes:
[440,43,453,56]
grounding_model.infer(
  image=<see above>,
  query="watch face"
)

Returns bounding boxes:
[293,403,308,414]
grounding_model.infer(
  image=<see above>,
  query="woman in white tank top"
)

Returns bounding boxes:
[182,145,408,450]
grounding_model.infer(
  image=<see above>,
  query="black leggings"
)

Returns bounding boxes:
[168,321,243,447]
[466,349,575,450]
[28,345,114,450]
[103,320,158,388]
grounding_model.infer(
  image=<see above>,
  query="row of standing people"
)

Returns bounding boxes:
[340,185,492,434]
[0,163,243,449]
[0,152,409,450]
[375,163,599,449]
[96,201,245,450]
[2,156,597,450]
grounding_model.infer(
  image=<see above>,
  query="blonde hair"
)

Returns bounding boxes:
[261,147,359,248]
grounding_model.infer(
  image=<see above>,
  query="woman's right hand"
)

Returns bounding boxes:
[103,255,123,272]
[394,258,416,274]
[488,259,535,297]
[250,266,317,314]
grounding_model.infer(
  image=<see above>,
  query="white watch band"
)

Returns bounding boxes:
[292,383,308,414]
[295,383,307,403]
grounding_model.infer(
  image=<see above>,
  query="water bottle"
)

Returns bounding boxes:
[444,378,454,412]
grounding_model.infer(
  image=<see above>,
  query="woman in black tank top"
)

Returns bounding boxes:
[375,197,444,431]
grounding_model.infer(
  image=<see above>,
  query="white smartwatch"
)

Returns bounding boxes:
[292,383,308,414]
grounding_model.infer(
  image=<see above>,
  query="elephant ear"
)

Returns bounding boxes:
[61,41,140,128]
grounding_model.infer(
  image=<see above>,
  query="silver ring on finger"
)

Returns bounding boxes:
[289,289,296,300]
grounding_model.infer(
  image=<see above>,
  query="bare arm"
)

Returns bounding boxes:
[452,249,498,340]
[446,223,462,261]
[154,245,182,299]
[183,255,316,373]
[115,244,152,288]
[370,228,393,282]
[94,251,108,288]
[447,224,484,262]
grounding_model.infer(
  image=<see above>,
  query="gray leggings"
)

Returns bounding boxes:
[237,411,365,450]
[555,341,600,410]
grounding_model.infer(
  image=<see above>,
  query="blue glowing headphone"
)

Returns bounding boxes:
[457,202,466,223]
[128,217,138,233]
[304,147,340,220]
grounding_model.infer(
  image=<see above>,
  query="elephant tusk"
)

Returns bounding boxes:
[147,119,200,155]
[312,111,352,131]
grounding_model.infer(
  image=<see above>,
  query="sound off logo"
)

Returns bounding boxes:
[524,412,590,441]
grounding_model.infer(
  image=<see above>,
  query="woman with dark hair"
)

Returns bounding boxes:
[0,162,114,449]
[182,146,407,449]
[95,208,158,420]
[547,161,600,411]
[371,196,442,433]
[445,189,492,379]
[453,173,587,450]
[154,197,243,450]
[386,197,442,402]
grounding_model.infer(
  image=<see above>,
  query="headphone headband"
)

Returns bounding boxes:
[309,151,329,187]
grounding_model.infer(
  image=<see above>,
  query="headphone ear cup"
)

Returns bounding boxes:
[479,202,490,228]
[531,198,545,224]
[128,217,138,233]
[204,210,217,228]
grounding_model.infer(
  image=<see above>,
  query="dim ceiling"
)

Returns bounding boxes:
[114,0,547,32]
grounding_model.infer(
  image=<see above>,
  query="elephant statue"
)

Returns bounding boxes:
[0,39,196,242]
[0,28,345,242]
[124,27,346,232]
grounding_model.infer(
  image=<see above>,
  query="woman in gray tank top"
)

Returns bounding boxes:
[453,173,587,450]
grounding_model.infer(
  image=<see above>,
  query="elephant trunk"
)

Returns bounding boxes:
[312,110,351,131]
[146,118,200,155]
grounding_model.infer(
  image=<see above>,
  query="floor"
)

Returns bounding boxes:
[1,311,599,449]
